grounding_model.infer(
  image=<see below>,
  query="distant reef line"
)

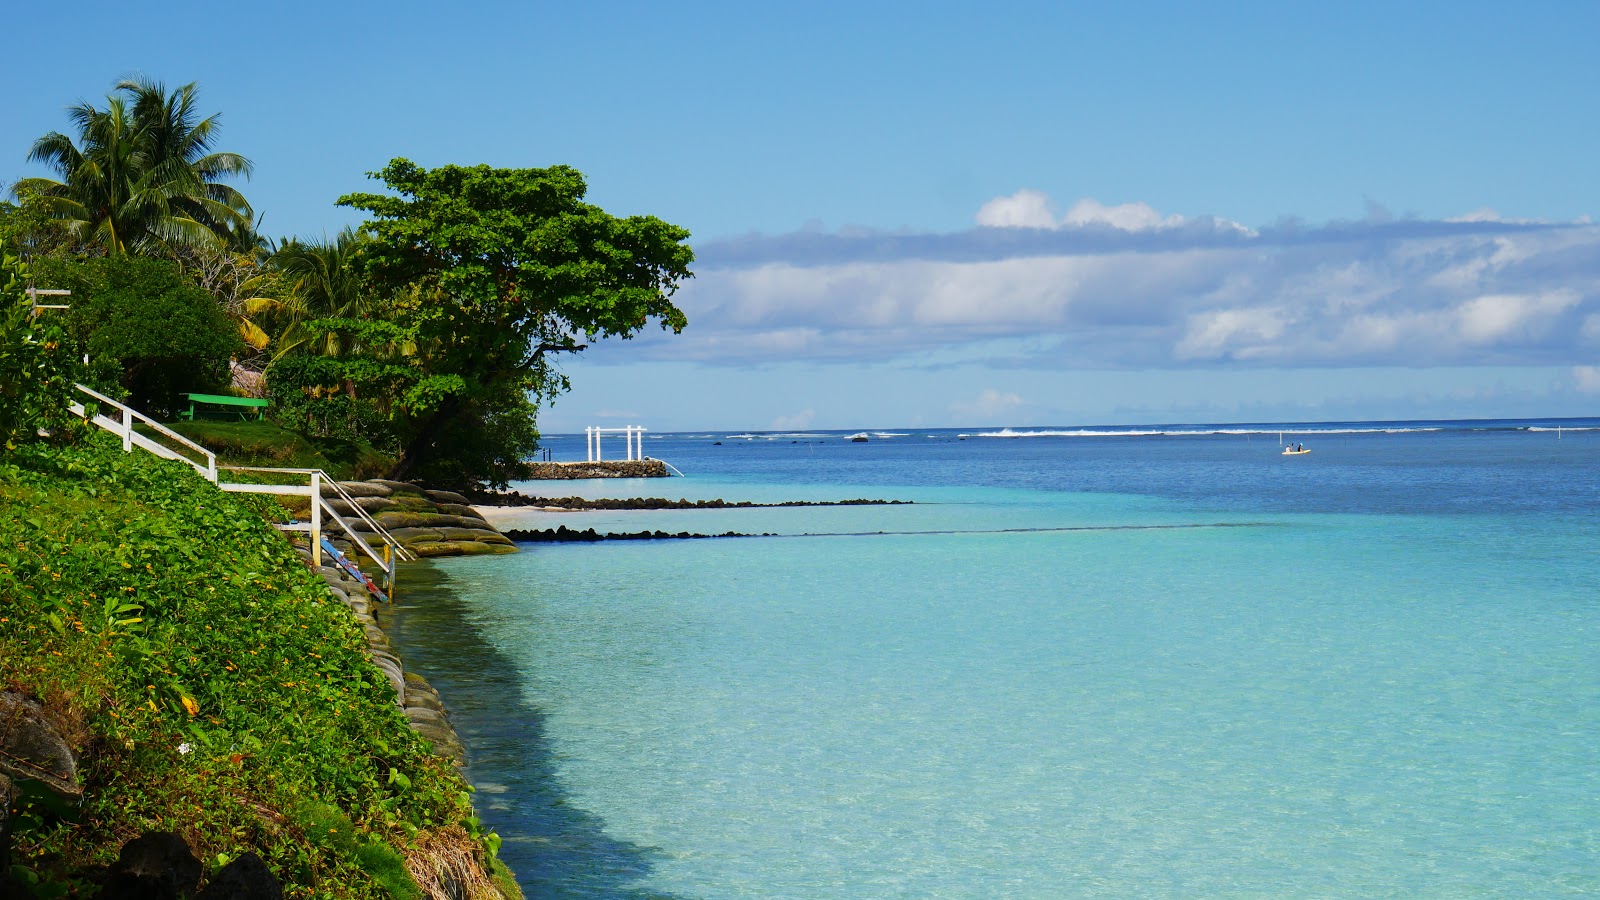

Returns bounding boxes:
[466,491,910,510]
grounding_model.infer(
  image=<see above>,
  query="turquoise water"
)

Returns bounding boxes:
[387,425,1600,897]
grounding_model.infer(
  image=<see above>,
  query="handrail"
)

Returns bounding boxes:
[71,383,217,482]
[222,466,416,564]
[647,457,686,477]
[62,389,407,601]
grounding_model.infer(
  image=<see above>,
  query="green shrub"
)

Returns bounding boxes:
[0,436,498,897]
[40,255,239,419]
[0,252,82,450]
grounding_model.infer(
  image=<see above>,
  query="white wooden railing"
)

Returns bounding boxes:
[218,467,415,592]
[65,387,413,599]
[70,384,218,482]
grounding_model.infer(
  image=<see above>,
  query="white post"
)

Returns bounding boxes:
[310,471,323,568]
[596,428,602,461]
[122,407,133,452]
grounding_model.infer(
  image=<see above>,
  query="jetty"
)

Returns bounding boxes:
[523,425,681,478]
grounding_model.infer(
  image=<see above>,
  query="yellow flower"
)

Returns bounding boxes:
[181,696,199,717]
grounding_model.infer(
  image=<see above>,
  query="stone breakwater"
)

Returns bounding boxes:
[293,542,467,766]
[467,492,910,510]
[505,526,774,542]
[522,460,669,479]
[320,479,516,559]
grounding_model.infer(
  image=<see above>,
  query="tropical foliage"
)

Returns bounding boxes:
[13,78,253,256]
[0,438,508,898]
[326,158,694,484]
[0,252,81,450]
[40,254,240,419]
[254,228,378,359]
[7,82,693,489]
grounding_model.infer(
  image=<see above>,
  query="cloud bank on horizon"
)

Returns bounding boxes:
[605,190,1600,376]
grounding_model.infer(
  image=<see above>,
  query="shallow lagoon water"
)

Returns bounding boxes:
[386,423,1600,897]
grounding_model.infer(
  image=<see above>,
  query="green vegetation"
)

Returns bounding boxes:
[42,254,240,418]
[161,419,392,480]
[5,79,693,490]
[0,252,81,450]
[15,78,255,256]
[0,436,506,897]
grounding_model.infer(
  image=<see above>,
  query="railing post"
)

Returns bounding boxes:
[310,471,322,569]
[121,407,132,453]
[383,543,394,600]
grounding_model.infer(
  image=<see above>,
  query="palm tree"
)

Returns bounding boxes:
[13,79,253,256]
[255,228,382,358]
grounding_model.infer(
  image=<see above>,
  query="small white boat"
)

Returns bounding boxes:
[848,432,870,443]
[1282,447,1310,456]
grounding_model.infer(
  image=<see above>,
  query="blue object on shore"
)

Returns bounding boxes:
[319,537,387,603]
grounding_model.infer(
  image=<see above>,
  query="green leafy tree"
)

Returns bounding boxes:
[0,253,81,449]
[319,159,694,485]
[43,255,240,418]
[255,227,380,359]
[14,79,253,256]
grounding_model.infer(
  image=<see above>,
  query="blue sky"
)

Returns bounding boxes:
[5,1,1600,430]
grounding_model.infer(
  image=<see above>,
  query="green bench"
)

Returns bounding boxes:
[178,392,270,421]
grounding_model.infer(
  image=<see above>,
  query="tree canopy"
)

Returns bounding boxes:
[14,78,253,256]
[296,159,695,485]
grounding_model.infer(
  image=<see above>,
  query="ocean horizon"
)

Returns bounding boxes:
[384,416,1600,898]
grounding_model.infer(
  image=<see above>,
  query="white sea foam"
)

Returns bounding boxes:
[1528,426,1600,432]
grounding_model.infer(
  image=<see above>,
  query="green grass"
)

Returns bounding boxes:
[0,436,507,898]
[153,420,393,481]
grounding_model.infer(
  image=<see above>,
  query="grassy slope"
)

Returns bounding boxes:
[157,420,393,481]
[0,436,508,898]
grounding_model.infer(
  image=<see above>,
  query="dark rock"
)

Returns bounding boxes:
[197,852,281,900]
[101,831,201,900]
[0,692,79,799]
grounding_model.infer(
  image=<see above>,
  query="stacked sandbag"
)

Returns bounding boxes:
[291,544,466,766]
[320,480,516,558]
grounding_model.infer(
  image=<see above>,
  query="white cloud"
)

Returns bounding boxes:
[1454,291,1577,344]
[1573,366,1600,394]
[769,408,816,430]
[975,189,1056,228]
[615,211,1600,371]
[1175,307,1290,360]
[1061,198,1184,231]
[950,388,1024,421]
[973,190,1251,235]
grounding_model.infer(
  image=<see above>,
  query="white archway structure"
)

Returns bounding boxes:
[586,426,647,462]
